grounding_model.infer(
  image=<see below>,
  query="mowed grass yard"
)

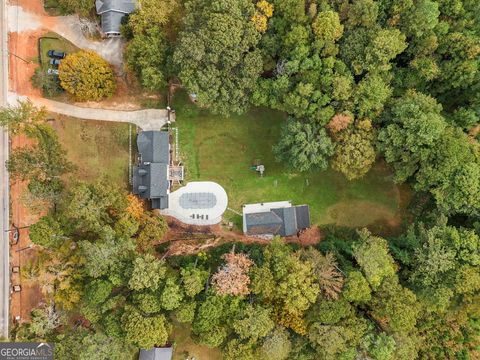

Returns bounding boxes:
[39,32,79,67]
[174,92,411,233]
[51,115,131,187]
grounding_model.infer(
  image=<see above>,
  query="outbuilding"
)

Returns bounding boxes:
[95,0,136,37]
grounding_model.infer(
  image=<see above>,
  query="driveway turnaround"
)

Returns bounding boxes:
[161,182,229,226]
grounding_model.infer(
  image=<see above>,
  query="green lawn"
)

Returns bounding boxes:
[51,115,132,188]
[38,32,79,67]
[173,91,410,233]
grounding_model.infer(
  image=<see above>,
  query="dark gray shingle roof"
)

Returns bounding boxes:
[245,211,283,235]
[96,0,136,14]
[137,131,169,164]
[96,0,136,35]
[245,205,310,237]
[139,347,173,360]
[132,130,170,210]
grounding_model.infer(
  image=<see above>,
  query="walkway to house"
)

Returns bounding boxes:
[161,182,229,226]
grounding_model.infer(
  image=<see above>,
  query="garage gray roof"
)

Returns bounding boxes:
[96,0,136,14]
[96,0,136,35]
[139,347,173,360]
[244,205,311,237]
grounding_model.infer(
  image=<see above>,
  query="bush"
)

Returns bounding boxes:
[59,50,116,101]
[31,67,63,97]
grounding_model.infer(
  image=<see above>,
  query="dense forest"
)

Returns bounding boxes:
[4,0,480,359]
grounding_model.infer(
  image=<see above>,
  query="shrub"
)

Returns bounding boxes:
[59,50,116,101]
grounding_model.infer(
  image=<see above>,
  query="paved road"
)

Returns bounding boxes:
[0,0,10,340]
[28,97,172,131]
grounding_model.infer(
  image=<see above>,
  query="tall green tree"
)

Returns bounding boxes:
[273,117,335,172]
[173,0,263,115]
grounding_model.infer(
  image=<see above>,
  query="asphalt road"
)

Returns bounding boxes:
[0,0,10,339]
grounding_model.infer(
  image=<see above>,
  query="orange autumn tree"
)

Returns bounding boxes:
[59,50,116,101]
[211,252,254,296]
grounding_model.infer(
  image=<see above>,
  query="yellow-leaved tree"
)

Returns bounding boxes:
[59,50,116,101]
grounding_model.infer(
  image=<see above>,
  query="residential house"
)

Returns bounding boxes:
[95,0,136,37]
[132,130,170,209]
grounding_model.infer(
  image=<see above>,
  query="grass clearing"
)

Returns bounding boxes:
[51,115,131,187]
[173,91,410,233]
[39,32,79,67]
[171,320,222,360]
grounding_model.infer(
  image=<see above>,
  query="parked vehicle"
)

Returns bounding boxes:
[50,59,61,66]
[47,68,59,75]
[47,50,66,59]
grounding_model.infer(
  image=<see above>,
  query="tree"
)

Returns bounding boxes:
[370,277,420,333]
[77,331,134,360]
[128,0,180,35]
[29,215,63,248]
[308,317,367,359]
[56,0,93,17]
[175,301,196,323]
[134,293,162,314]
[122,306,170,348]
[181,266,209,297]
[173,0,263,115]
[192,295,230,347]
[136,212,169,252]
[342,271,371,304]
[378,90,447,182]
[415,128,480,216]
[253,238,320,318]
[300,248,344,300]
[233,305,275,341]
[312,10,344,43]
[61,180,131,236]
[128,254,166,291]
[400,0,440,38]
[364,29,407,72]
[7,124,73,185]
[7,124,73,203]
[125,28,169,91]
[404,218,480,309]
[211,252,253,296]
[31,67,63,97]
[59,50,116,101]
[260,327,292,360]
[80,238,135,284]
[28,305,63,339]
[0,100,47,135]
[327,113,352,134]
[331,120,376,180]
[352,229,396,290]
[273,117,335,172]
[84,280,113,306]
[223,340,256,360]
[354,73,392,119]
[160,276,184,310]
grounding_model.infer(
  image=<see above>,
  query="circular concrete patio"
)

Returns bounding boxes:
[160,181,228,225]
